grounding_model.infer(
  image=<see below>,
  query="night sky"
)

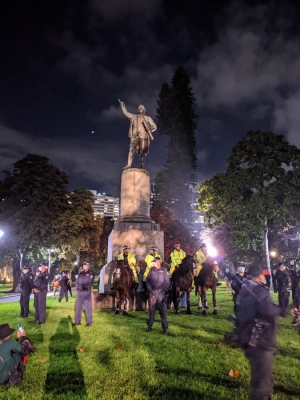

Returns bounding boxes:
[1,0,300,197]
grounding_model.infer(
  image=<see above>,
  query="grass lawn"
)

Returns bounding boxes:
[0,284,13,297]
[0,285,299,400]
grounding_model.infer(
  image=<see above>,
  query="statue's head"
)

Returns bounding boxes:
[137,105,146,114]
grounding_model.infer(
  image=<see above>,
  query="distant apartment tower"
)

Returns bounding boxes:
[89,190,120,220]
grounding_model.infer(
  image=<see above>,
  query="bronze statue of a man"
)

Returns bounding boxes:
[118,99,157,169]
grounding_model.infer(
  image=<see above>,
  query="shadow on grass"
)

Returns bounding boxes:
[44,316,86,398]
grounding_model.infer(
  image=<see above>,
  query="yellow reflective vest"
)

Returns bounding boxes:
[143,252,162,281]
[117,252,137,280]
[195,249,207,276]
[169,249,186,276]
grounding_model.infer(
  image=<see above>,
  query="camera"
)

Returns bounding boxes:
[18,324,24,333]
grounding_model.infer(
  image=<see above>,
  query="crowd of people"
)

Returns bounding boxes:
[3,245,300,397]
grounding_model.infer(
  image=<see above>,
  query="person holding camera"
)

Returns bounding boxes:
[0,324,34,385]
[235,265,281,400]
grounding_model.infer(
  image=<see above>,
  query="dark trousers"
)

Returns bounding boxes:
[244,347,273,400]
[35,291,47,322]
[75,291,93,324]
[58,287,68,302]
[291,286,298,307]
[278,287,289,316]
[67,285,72,297]
[148,295,168,331]
[20,290,31,317]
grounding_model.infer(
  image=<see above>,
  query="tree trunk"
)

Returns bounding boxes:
[11,255,21,292]
[262,220,273,290]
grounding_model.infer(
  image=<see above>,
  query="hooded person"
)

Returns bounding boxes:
[235,265,281,400]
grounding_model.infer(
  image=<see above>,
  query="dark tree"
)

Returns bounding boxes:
[0,154,69,288]
[197,130,300,274]
[155,66,198,229]
[0,155,104,289]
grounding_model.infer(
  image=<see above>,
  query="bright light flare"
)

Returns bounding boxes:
[270,251,277,258]
[0,230,4,238]
[207,246,217,258]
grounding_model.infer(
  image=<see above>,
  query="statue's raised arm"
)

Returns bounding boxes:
[118,99,157,170]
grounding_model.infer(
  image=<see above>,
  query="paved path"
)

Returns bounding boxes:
[0,291,56,303]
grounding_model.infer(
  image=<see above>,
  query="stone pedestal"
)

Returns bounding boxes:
[98,168,164,309]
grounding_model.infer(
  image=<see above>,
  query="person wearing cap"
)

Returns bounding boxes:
[274,262,290,317]
[194,244,207,277]
[33,269,41,314]
[235,265,281,400]
[74,262,95,327]
[169,243,186,277]
[143,247,162,282]
[0,323,26,384]
[58,271,69,303]
[231,264,246,313]
[146,257,170,334]
[117,246,138,283]
[32,263,49,324]
[19,266,34,318]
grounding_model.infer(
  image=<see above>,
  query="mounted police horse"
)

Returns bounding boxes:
[171,255,195,315]
[113,260,136,315]
[195,261,218,316]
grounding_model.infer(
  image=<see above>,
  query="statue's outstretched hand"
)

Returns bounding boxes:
[118,99,124,106]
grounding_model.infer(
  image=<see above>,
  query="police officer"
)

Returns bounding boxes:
[19,266,34,317]
[58,271,69,303]
[289,265,299,306]
[33,269,41,313]
[146,257,170,334]
[33,263,49,324]
[235,265,281,400]
[117,246,138,283]
[74,262,95,327]
[194,243,207,277]
[143,247,162,282]
[231,264,246,313]
[275,261,290,317]
[169,243,186,277]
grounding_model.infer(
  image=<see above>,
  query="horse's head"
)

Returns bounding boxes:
[181,255,195,273]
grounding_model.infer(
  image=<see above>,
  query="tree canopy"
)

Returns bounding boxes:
[0,154,103,287]
[154,66,198,229]
[197,130,300,265]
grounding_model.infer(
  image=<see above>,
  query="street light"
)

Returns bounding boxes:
[270,251,277,258]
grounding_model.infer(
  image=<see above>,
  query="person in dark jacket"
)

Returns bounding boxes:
[146,257,170,334]
[67,274,72,297]
[275,262,290,317]
[19,266,34,317]
[0,324,26,385]
[289,265,299,307]
[231,266,246,313]
[73,262,95,327]
[224,267,233,292]
[58,271,69,303]
[33,263,49,324]
[235,265,281,400]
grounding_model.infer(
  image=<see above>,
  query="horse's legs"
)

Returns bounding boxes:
[173,287,180,314]
[201,287,208,316]
[115,292,120,315]
[123,296,128,316]
[186,290,192,314]
[212,287,218,315]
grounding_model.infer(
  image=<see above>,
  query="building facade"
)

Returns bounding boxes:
[89,190,120,220]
